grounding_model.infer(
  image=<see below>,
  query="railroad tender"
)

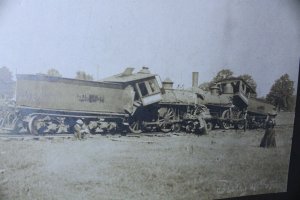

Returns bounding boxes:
[1,67,162,135]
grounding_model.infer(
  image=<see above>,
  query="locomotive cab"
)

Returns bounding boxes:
[134,78,162,106]
[102,67,162,110]
[216,78,256,109]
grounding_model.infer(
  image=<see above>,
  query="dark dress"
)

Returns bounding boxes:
[260,118,276,148]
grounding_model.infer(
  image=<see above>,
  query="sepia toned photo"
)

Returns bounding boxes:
[0,0,299,199]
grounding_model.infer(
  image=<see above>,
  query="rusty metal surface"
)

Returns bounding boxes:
[202,93,232,106]
[16,75,134,114]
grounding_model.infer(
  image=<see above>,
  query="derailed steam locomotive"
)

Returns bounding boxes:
[190,74,275,130]
[0,67,210,135]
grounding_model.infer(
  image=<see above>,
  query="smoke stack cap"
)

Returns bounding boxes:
[163,78,173,83]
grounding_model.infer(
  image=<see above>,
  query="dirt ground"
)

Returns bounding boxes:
[0,112,294,200]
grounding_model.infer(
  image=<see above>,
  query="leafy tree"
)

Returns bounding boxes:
[200,69,259,98]
[212,69,234,83]
[266,74,294,111]
[237,74,257,92]
[199,69,234,91]
[47,68,62,77]
[75,71,93,81]
[0,67,15,98]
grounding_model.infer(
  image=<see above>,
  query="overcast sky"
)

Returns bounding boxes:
[0,0,299,97]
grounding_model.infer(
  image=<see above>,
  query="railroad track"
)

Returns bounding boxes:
[0,130,176,141]
[2,125,291,141]
[0,133,75,140]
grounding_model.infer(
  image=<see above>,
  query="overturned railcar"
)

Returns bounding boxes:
[2,67,162,135]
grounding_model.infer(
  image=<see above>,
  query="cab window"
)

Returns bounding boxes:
[138,82,148,96]
[233,81,240,94]
[136,79,160,98]
[148,79,159,93]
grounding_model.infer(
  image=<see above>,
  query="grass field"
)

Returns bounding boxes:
[0,112,294,200]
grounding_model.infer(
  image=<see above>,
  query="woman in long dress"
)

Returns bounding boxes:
[260,111,277,148]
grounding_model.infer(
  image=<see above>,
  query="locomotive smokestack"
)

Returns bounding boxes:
[192,72,199,87]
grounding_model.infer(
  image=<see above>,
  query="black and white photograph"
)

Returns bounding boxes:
[0,0,299,199]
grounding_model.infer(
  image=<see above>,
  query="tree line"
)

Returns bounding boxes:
[0,66,296,111]
[46,68,93,81]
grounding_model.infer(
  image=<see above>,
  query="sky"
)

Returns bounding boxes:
[0,0,299,97]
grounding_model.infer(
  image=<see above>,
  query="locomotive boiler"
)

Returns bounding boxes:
[158,78,211,134]
[188,72,238,130]
[102,68,211,134]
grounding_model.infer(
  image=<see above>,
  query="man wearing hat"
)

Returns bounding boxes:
[260,110,277,148]
[74,119,89,140]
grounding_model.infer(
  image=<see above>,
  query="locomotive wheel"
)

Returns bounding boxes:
[12,117,24,133]
[201,120,208,135]
[28,115,45,135]
[172,123,181,133]
[28,115,40,135]
[185,121,194,133]
[221,110,231,130]
[236,112,245,130]
[0,112,23,133]
[206,121,213,132]
[2,112,16,128]
[222,121,231,130]
[128,120,142,134]
[237,121,245,130]
[158,107,175,133]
